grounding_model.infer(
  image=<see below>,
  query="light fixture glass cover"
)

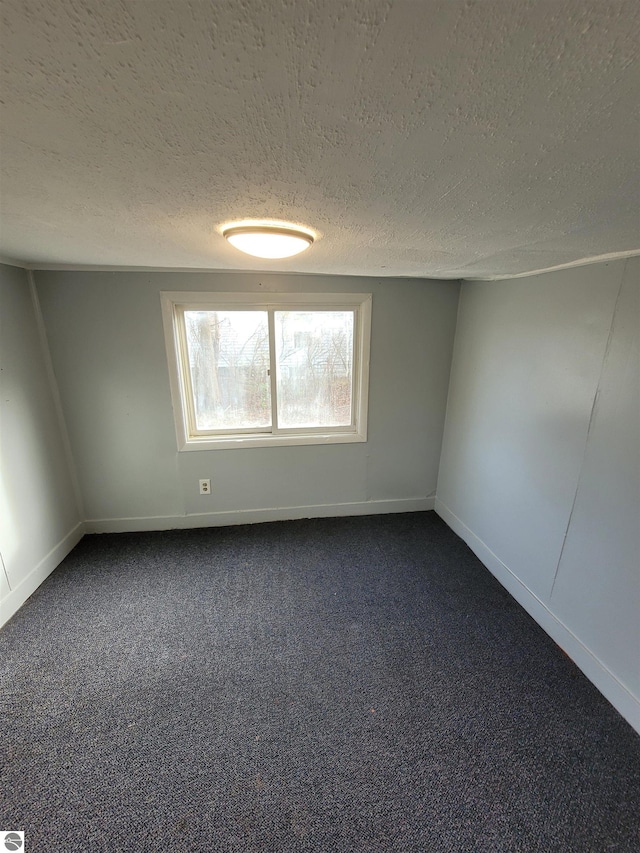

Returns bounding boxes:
[223,225,314,259]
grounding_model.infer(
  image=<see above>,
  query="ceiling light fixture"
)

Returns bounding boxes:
[223,224,314,259]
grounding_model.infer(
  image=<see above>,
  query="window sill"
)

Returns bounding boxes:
[178,430,367,451]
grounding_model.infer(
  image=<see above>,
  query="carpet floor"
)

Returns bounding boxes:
[1,511,638,852]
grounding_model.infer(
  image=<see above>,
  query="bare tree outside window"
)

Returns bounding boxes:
[275,311,353,428]
[184,309,354,431]
[184,311,271,430]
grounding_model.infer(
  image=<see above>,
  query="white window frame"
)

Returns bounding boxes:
[161,291,372,450]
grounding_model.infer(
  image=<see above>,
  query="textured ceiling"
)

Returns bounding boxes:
[0,0,638,279]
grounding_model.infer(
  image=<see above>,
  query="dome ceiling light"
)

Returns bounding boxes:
[223,224,314,259]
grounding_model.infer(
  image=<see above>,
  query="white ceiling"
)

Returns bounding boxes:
[0,0,638,279]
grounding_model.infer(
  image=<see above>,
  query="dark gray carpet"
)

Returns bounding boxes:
[1,512,638,852]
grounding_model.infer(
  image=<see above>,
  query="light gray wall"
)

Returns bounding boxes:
[36,271,460,529]
[0,264,82,625]
[436,257,639,731]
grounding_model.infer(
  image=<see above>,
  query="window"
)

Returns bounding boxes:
[161,292,371,450]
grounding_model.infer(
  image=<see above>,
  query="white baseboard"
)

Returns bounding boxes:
[1,501,433,626]
[84,497,435,534]
[0,522,85,628]
[435,498,640,735]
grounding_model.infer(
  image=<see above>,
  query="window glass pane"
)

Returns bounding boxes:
[274,311,354,428]
[184,310,271,430]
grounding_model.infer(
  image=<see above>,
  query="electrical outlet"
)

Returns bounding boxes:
[199,479,211,495]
